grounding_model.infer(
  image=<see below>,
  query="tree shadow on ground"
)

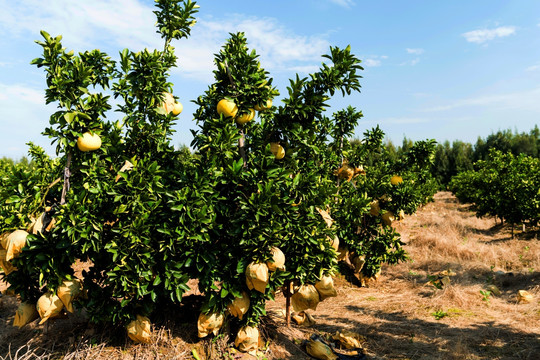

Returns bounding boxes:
[314,306,540,360]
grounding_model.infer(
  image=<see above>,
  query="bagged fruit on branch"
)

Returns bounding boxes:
[369,200,380,216]
[350,255,365,274]
[267,247,285,271]
[227,291,250,320]
[337,245,349,261]
[234,325,260,354]
[245,262,269,293]
[381,211,394,227]
[0,257,17,275]
[13,302,39,328]
[316,208,333,228]
[292,311,316,327]
[327,235,339,252]
[57,278,83,313]
[5,230,28,261]
[37,292,64,324]
[197,311,224,338]
[291,284,320,312]
[127,315,152,343]
[315,275,337,301]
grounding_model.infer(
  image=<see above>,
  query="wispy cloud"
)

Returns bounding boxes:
[329,0,355,8]
[0,1,332,83]
[0,83,45,105]
[422,87,540,112]
[526,63,540,72]
[362,55,387,67]
[370,117,429,125]
[462,26,516,44]
[406,48,424,55]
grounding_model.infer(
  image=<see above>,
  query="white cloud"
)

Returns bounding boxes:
[370,117,429,125]
[526,63,540,71]
[422,87,540,112]
[0,83,45,105]
[0,1,332,83]
[329,0,355,8]
[406,48,424,55]
[364,59,381,67]
[462,26,516,44]
[174,15,332,82]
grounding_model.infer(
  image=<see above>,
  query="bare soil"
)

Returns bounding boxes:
[1,192,539,359]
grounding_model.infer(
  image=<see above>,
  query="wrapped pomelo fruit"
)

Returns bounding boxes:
[332,330,364,349]
[127,315,152,343]
[0,258,17,275]
[291,284,320,312]
[381,211,394,227]
[37,292,64,324]
[227,291,250,320]
[13,302,39,328]
[5,230,28,261]
[57,279,83,313]
[267,247,285,272]
[245,262,269,293]
[0,232,9,249]
[269,142,285,160]
[369,200,380,216]
[517,290,534,303]
[316,207,333,228]
[328,235,339,252]
[160,92,176,114]
[350,255,365,274]
[234,326,260,354]
[315,275,337,301]
[292,311,316,327]
[337,245,349,261]
[306,337,338,360]
[197,311,224,338]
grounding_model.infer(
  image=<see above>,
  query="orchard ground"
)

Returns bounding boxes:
[0,192,539,359]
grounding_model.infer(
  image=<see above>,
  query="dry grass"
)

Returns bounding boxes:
[1,192,539,359]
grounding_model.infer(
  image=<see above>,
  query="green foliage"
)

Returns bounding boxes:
[450,149,540,232]
[0,0,440,343]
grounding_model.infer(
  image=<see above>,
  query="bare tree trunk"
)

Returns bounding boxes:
[285,281,292,327]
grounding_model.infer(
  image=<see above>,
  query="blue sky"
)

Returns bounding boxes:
[1,0,539,159]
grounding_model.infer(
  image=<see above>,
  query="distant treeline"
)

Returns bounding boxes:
[383,125,540,187]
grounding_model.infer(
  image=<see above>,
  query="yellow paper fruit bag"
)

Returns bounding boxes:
[267,247,285,272]
[234,326,259,354]
[370,200,380,216]
[5,230,28,261]
[37,292,64,324]
[57,279,83,313]
[316,208,333,228]
[245,262,269,293]
[197,311,224,338]
[315,275,337,301]
[292,311,316,327]
[127,315,152,343]
[306,338,338,360]
[291,284,320,312]
[227,291,250,320]
[517,290,534,303]
[13,302,39,328]
[332,331,365,349]
[0,258,17,275]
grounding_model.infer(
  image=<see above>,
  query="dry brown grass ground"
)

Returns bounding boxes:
[0,192,539,359]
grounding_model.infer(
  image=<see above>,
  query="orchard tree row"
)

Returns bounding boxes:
[450,149,540,236]
[0,0,437,352]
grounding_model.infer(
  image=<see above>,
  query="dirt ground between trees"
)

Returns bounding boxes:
[0,192,539,359]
